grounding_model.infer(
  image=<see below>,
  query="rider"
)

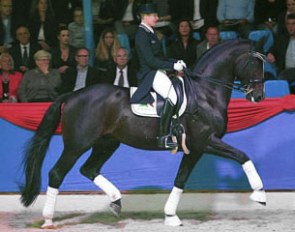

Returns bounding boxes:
[130,3,186,149]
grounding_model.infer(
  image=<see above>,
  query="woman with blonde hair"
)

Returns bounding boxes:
[18,50,61,102]
[94,28,121,72]
[0,53,23,102]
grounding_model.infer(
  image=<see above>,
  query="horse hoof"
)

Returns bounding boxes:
[109,202,121,217]
[164,214,183,226]
[250,189,266,205]
[41,219,55,229]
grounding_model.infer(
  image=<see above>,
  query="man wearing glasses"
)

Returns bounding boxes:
[59,47,101,94]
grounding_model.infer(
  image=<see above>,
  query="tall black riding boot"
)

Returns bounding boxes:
[157,98,177,149]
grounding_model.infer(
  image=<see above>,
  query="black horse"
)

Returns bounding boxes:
[20,39,266,228]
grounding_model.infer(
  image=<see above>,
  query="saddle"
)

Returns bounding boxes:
[130,76,190,154]
[130,76,187,118]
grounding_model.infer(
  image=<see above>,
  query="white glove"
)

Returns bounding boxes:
[173,60,187,71]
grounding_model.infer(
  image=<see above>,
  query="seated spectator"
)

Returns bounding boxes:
[52,0,82,27]
[94,28,120,72]
[267,14,295,91]
[68,7,85,48]
[169,0,218,38]
[167,19,198,69]
[107,0,141,47]
[0,0,20,52]
[254,0,286,36]
[196,25,220,60]
[92,0,116,43]
[59,47,101,94]
[217,0,255,38]
[28,0,58,50]
[18,49,61,102]
[9,25,41,73]
[0,53,23,102]
[101,47,137,87]
[51,26,76,76]
[277,0,295,36]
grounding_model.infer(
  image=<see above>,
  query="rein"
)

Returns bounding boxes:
[185,51,265,95]
[184,69,251,94]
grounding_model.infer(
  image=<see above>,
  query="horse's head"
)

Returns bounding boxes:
[235,50,265,103]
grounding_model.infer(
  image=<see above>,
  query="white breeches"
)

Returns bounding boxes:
[153,71,177,105]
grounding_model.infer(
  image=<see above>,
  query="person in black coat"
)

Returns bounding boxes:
[267,14,295,91]
[102,47,137,87]
[9,25,41,73]
[130,3,186,149]
[167,19,198,69]
[50,26,77,77]
[28,0,58,50]
[59,47,101,94]
[169,0,218,36]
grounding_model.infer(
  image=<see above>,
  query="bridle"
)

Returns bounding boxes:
[185,50,265,95]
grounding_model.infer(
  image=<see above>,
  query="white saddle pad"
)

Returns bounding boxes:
[130,77,187,118]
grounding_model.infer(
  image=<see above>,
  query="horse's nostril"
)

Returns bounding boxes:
[256,96,263,102]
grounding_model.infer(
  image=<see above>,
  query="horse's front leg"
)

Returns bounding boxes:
[205,134,266,205]
[164,151,203,226]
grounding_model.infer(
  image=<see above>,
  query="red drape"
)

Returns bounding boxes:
[1,95,295,133]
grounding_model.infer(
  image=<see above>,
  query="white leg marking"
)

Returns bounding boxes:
[164,186,183,226]
[93,175,121,202]
[41,186,59,228]
[242,161,266,204]
[242,160,263,190]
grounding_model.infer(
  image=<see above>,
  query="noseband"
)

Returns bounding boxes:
[235,51,265,95]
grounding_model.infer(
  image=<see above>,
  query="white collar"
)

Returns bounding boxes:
[140,22,154,34]
[21,43,30,48]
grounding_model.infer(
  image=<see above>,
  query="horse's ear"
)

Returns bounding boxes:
[252,36,267,54]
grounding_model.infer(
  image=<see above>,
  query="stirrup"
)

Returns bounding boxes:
[157,135,177,149]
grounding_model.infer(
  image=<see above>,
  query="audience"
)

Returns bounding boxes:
[0,52,23,102]
[9,25,41,73]
[0,0,293,103]
[92,0,115,43]
[52,0,82,27]
[267,14,295,92]
[196,25,220,60]
[107,0,141,47]
[277,0,295,36]
[51,26,76,76]
[18,49,61,102]
[217,0,255,38]
[94,28,120,72]
[68,7,85,48]
[59,47,101,94]
[169,0,218,37]
[102,47,137,87]
[254,0,286,35]
[0,0,19,52]
[167,19,198,69]
[28,0,58,50]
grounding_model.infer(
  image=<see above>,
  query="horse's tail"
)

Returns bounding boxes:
[20,93,72,207]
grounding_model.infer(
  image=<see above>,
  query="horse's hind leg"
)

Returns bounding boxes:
[205,134,266,205]
[42,148,86,229]
[80,137,121,216]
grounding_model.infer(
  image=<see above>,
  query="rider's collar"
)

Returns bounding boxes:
[140,23,154,34]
